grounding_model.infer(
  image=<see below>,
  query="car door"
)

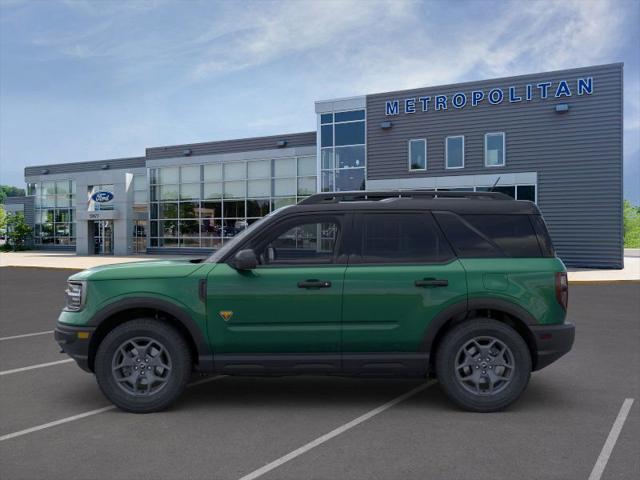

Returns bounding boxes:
[207,213,349,370]
[341,211,467,375]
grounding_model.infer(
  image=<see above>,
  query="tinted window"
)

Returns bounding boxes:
[359,213,454,264]
[335,110,365,122]
[434,212,503,258]
[259,220,339,265]
[530,215,555,257]
[334,122,365,146]
[435,212,542,258]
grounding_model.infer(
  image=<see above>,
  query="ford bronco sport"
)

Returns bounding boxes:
[55,190,574,413]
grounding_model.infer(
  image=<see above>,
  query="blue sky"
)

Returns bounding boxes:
[1,0,639,202]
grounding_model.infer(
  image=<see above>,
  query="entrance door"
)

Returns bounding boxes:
[93,220,114,255]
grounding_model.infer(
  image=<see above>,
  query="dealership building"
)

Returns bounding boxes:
[9,63,623,268]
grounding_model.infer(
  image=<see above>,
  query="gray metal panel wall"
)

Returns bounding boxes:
[146,131,316,159]
[366,63,623,268]
[24,157,145,177]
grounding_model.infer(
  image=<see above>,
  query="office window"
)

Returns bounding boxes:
[320,109,366,192]
[409,139,427,170]
[446,136,464,169]
[485,132,505,167]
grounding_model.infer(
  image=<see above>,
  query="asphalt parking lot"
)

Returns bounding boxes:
[0,267,638,480]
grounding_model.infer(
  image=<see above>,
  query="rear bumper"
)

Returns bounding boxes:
[530,322,575,371]
[54,324,95,373]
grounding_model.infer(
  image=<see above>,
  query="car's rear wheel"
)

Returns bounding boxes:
[95,319,191,413]
[435,318,531,412]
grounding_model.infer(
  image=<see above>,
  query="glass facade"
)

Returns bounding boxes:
[320,110,366,192]
[149,156,316,248]
[32,180,76,245]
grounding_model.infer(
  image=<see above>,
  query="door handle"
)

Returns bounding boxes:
[415,278,448,288]
[297,279,332,289]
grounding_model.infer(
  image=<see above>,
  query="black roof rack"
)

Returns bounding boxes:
[298,189,512,205]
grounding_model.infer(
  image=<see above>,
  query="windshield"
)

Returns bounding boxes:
[206,206,293,263]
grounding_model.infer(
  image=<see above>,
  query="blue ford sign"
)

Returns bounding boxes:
[385,76,593,115]
[91,191,114,203]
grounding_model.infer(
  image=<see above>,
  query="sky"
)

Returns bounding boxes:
[1,0,639,202]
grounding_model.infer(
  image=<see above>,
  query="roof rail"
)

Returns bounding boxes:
[298,189,512,205]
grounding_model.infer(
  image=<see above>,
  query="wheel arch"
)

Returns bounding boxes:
[86,297,213,373]
[423,298,539,371]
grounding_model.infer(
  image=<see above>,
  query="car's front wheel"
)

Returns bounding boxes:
[435,318,531,412]
[94,319,192,413]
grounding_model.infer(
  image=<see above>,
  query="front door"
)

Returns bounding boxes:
[93,220,114,255]
[341,212,467,374]
[207,214,349,371]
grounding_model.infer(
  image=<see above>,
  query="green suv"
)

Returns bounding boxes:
[55,190,574,413]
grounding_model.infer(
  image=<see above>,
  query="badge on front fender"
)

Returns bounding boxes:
[219,311,233,322]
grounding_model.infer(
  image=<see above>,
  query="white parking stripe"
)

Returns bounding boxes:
[0,359,74,376]
[238,380,437,480]
[0,330,54,341]
[588,398,635,480]
[0,375,225,442]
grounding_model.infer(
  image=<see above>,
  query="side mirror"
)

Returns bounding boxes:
[233,249,258,271]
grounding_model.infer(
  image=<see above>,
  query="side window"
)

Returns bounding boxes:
[530,215,555,257]
[359,213,454,264]
[434,212,542,258]
[258,219,339,265]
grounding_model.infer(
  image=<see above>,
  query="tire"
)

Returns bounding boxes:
[435,318,531,412]
[94,318,192,413]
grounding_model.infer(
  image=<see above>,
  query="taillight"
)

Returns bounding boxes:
[555,272,568,310]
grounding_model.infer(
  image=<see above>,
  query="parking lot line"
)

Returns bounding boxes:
[0,330,54,341]
[0,359,74,376]
[238,380,437,480]
[588,398,635,480]
[0,375,225,442]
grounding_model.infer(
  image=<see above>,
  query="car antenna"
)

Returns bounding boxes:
[489,176,501,192]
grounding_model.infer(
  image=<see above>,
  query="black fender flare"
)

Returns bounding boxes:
[421,297,537,353]
[87,297,214,372]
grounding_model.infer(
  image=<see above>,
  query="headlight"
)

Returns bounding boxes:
[64,281,86,311]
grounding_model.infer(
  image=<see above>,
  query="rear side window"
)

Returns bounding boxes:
[434,212,542,258]
[358,213,454,264]
[530,214,555,257]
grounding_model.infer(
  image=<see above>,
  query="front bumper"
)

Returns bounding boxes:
[530,322,575,371]
[54,324,96,373]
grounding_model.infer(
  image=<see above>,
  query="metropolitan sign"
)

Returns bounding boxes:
[384,77,594,115]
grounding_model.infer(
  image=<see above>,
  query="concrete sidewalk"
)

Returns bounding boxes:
[0,251,203,270]
[1,250,639,283]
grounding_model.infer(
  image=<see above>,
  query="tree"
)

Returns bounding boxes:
[623,199,640,248]
[0,205,6,232]
[0,185,26,204]
[5,212,32,250]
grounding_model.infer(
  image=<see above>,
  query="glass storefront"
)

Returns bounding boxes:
[148,156,316,248]
[320,110,366,192]
[31,180,76,246]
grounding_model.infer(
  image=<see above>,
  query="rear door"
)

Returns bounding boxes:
[341,211,467,374]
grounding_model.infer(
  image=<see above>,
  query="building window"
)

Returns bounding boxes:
[148,155,317,249]
[446,136,464,169]
[32,180,76,246]
[408,139,427,171]
[475,184,536,201]
[320,109,366,192]
[485,132,505,167]
[133,174,147,204]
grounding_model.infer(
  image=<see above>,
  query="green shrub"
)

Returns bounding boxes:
[624,200,640,248]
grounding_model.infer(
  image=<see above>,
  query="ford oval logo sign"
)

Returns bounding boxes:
[91,191,114,203]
